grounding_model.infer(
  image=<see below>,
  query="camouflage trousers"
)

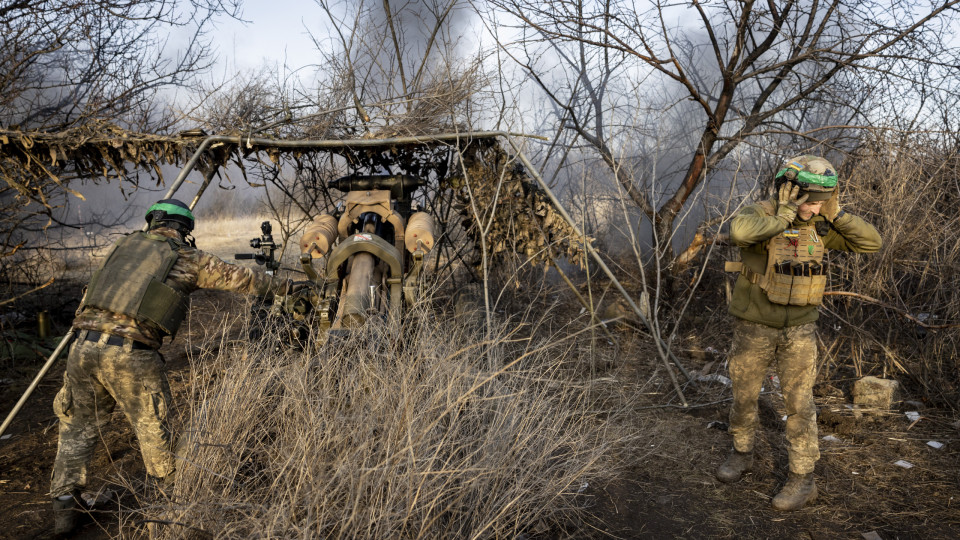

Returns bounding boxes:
[50,333,175,497]
[727,319,820,474]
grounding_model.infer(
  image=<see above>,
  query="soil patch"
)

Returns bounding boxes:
[1,289,958,539]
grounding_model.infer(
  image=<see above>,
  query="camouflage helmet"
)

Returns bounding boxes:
[145,199,195,232]
[775,155,838,202]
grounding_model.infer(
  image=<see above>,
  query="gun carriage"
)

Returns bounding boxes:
[234,173,435,347]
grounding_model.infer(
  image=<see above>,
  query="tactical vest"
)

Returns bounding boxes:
[726,201,827,306]
[80,232,189,336]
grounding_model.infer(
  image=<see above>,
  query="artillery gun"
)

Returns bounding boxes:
[236,173,436,348]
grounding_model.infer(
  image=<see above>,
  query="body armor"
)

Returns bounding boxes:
[727,202,827,306]
[80,232,188,335]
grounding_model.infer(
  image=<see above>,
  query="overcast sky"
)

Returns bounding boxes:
[212,1,328,74]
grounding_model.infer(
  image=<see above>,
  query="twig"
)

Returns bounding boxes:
[634,391,776,410]
[824,291,960,329]
[635,396,734,410]
[0,276,55,307]
[135,519,212,536]
[545,247,620,348]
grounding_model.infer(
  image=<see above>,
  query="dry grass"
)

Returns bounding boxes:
[138,298,632,539]
[819,137,960,408]
[191,215,274,261]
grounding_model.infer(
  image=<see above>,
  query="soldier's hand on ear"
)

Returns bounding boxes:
[777,183,809,222]
[821,191,843,221]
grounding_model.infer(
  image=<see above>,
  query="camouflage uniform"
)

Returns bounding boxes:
[726,200,881,475]
[728,319,819,473]
[50,227,289,497]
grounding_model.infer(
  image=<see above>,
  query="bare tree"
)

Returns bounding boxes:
[0,0,240,296]
[485,0,960,263]
[0,0,241,131]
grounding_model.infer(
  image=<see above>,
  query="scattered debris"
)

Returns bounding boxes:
[696,373,731,387]
[707,421,728,431]
[926,441,944,450]
[576,482,589,494]
[904,411,921,422]
[0,434,10,440]
[893,460,914,469]
[861,531,883,540]
[853,376,900,409]
[822,435,842,443]
[903,400,924,409]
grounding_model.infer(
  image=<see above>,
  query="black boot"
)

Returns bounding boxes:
[772,472,817,511]
[52,491,86,536]
[716,449,754,483]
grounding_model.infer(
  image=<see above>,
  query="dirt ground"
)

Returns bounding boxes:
[1,289,958,539]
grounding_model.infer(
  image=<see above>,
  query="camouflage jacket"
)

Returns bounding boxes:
[73,227,289,348]
[728,200,882,328]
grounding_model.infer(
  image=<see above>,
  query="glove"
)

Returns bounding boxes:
[776,183,808,222]
[820,191,843,221]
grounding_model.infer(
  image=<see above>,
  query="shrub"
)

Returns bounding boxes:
[151,303,629,538]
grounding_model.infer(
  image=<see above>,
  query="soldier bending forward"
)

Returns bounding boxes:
[50,199,291,534]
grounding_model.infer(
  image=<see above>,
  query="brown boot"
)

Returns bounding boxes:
[52,491,86,536]
[716,449,753,483]
[772,472,817,511]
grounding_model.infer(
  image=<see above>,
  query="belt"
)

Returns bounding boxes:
[82,330,153,351]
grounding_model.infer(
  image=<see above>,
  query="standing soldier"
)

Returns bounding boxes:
[719,156,881,510]
[50,199,292,534]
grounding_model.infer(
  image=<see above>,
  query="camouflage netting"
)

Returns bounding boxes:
[0,123,216,201]
[451,140,585,268]
[0,123,584,275]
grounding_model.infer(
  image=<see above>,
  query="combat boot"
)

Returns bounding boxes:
[716,449,753,483]
[52,491,86,536]
[772,472,817,511]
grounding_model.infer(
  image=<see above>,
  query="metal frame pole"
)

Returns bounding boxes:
[0,331,75,439]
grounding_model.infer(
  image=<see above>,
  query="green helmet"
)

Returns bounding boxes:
[145,199,195,232]
[775,155,838,202]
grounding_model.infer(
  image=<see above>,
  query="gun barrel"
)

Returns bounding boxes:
[333,252,375,328]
